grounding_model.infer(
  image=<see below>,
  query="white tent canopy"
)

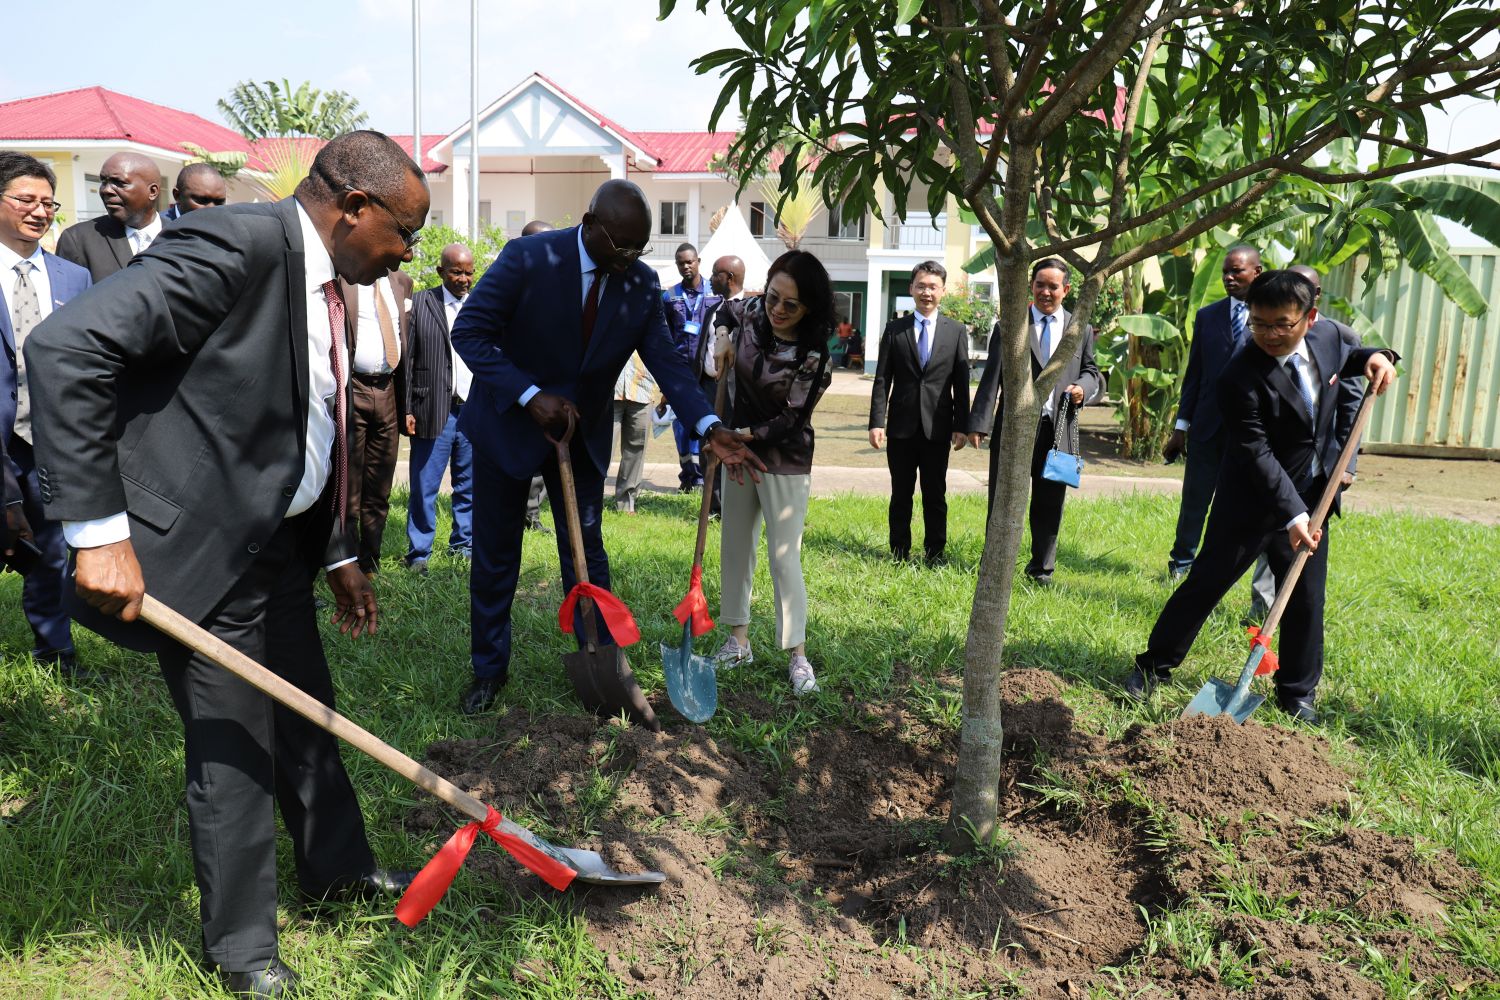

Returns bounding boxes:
[657,204,773,294]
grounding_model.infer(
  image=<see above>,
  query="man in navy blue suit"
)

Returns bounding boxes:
[0,152,91,677]
[1164,245,1274,614]
[451,180,763,714]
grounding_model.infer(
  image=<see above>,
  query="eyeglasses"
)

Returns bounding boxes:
[344,184,422,250]
[2,193,62,216]
[764,288,805,315]
[1248,313,1309,335]
[592,219,651,261]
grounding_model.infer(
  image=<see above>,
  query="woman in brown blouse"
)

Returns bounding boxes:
[710,250,834,695]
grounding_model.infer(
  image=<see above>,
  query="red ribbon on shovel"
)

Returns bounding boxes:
[558,582,641,646]
[1246,626,1280,676]
[396,806,577,927]
[672,564,715,637]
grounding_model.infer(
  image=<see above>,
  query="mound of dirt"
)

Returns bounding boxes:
[404,671,1492,999]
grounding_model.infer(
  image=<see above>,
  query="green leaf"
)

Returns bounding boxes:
[895,0,922,27]
[1189,246,1227,314]
[1395,176,1500,248]
[1114,314,1185,347]
[963,243,996,274]
[1390,211,1487,317]
[1241,202,1331,242]
[767,0,809,52]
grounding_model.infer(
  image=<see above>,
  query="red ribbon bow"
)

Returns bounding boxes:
[395,806,577,927]
[672,565,715,637]
[558,582,641,646]
[1246,626,1280,676]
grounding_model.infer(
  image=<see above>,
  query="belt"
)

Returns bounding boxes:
[352,371,394,386]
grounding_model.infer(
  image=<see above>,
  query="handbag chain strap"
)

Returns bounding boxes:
[1052,396,1079,454]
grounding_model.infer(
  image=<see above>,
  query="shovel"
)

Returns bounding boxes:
[1182,391,1377,722]
[551,427,662,732]
[662,374,731,723]
[136,595,665,924]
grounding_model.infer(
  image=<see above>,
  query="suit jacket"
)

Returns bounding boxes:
[1215,323,1393,529]
[54,214,144,281]
[869,312,971,440]
[452,225,713,479]
[968,306,1101,454]
[1311,316,1366,477]
[24,197,357,642]
[340,269,413,420]
[404,286,462,438]
[1177,296,1250,443]
[2,251,92,460]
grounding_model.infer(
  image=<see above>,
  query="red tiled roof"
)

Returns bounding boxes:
[0,86,252,157]
[248,134,448,174]
[531,72,661,165]
[634,131,736,173]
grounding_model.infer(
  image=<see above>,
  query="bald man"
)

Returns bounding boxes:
[56,152,164,280]
[450,179,763,714]
[162,163,228,223]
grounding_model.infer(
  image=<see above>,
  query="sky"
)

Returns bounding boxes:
[1,0,744,137]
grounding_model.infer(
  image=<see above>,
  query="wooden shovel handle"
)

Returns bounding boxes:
[139,594,490,825]
[1258,390,1377,641]
[551,425,601,649]
[689,375,731,569]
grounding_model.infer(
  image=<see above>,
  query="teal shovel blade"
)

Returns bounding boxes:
[1181,645,1267,724]
[661,620,718,723]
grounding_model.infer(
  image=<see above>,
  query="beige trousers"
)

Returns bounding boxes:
[718,469,811,650]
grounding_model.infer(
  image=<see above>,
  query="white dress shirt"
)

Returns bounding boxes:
[63,200,348,558]
[0,242,55,323]
[1031,305,1064,419]
[351,276,402,374]
[125,214,163,256]
[913,307,940,368]
[444,287,474,401]
[1276,341,1323,530]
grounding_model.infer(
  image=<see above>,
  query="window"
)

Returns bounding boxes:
[659,201,687,236]
[750,201,778,238]
[478,201,492,227]
[971,281,994,300]
[826,209,867,241]
[429,209,444,227]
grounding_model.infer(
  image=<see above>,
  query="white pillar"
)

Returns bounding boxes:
[468,0,479,238]
[687,181,701,247]
[863,262,886,375]
[602,152,626,180]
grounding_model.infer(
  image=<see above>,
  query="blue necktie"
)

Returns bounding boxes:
[1287,354,1315,421]
[917,317,930,367]
[1230,301,1247,346]
[1039,314,1052,359]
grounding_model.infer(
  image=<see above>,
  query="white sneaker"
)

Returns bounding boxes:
[789,654,819,695]
[714,635,753,669]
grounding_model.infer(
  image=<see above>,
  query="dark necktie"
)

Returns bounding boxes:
[917,317,930,367]
[1230,301,1247,345]
[1287,354,1315,422]
[321,280,349,531]
[1039,313,1052,359]
[581,271,602,351]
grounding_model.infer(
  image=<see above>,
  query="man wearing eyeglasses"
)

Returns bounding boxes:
[25,131,430,997]
[56,152,164,280]
[1125,270,1398,725]
[450,178,765,716]
[0,152,92,680]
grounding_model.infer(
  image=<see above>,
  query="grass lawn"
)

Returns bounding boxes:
[1,490,1496,997]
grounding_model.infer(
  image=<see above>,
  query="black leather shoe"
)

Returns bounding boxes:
[219,959,300,998]
[526,515,554,534]
[307,868,418,903]
[1123,667,1164,702]
[461,676,504,715]
[1279,696,1320,725]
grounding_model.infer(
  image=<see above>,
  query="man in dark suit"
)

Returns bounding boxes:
[161,162,228,222]
[968,257,1101,583]
[1163,247,1274,612]
[1124,271,1397,723]
[25,131,427,998]
[1,152,92,676]
[55,152,163,280]
[403,243,476,572]
[450,179,763,715]
[868,260,971,563]
[344,268,414,573]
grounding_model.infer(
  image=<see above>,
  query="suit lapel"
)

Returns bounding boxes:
[0,293,12,354]
[276,201,311,441]
[340,278,360,354]
[105,220,131,271]
[1268,354,1312,428]
[1309,323,1341,438]
[585,269,624,366]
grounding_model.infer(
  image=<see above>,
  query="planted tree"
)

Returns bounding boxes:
[218,79,369,141]
[663,0,1500,846]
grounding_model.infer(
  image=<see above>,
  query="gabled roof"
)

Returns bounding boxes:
[634,131,735,174]
[433,72,659,167]
[0,86,252,158]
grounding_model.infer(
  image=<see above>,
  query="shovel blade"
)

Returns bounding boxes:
[564,644,661,732]
[556,847,668,886]
[1181,677,1265,724]
[661,629,719,724]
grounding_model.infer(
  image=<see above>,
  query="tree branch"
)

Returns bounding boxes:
[999,0,1059,123]
[1036,184,1092,273]
[1028,0,1155,139]
[1100,24,1166,259]
[1106,171,1287,274]
[1139,0,1249,37]
[1279,138,1500,183]
[1360,132,1500,172]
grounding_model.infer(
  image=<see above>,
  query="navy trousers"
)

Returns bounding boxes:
[10,438,72,659]
[469,445,617,681]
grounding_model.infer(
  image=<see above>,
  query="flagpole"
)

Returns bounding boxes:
[469,0,479,238]
[412,0,422,171]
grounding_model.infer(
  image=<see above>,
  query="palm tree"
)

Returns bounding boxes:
[218,80,368,141]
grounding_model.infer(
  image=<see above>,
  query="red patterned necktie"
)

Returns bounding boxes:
[320,280,349,531]
[581,270,602,351]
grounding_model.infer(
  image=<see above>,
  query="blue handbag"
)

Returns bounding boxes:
[1041,398,1083,488]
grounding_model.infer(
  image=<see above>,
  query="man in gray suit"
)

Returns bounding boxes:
[55,152,163,280]
[968,257,1100,584]
[26,131,426,998]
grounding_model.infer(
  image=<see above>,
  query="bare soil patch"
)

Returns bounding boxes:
[406,671,1494,998]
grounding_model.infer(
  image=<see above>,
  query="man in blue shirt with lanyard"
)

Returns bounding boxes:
[663,243,721,491]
